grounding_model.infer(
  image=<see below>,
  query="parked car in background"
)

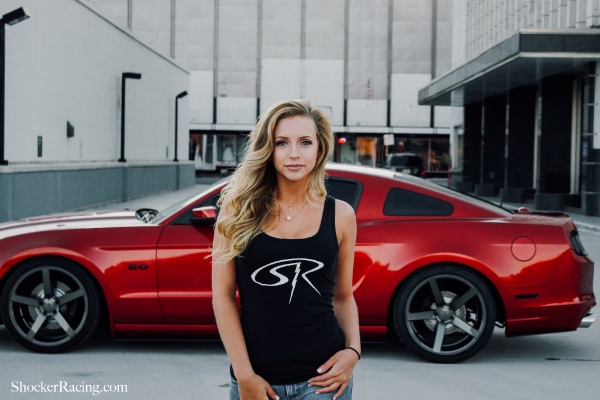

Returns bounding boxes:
[385,152,425,176]
[0,164,595,363]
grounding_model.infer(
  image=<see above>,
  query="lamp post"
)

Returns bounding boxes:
[174,90,188,162]
[119,72,142,163]
[1,7,30,166]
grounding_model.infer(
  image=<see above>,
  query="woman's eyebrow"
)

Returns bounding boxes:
[274,135,314,139]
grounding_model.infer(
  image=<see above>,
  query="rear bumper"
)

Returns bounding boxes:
[504,250,596,337]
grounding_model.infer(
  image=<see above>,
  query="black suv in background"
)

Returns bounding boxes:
[385,153,425,177]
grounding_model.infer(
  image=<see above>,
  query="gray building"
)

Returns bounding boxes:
[87,0,455,174]
[0,0,194,223]
[420,0,600,216]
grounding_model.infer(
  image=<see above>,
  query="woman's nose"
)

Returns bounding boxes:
[289,144,300,158]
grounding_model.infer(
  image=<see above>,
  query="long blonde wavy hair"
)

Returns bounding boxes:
[214,99,334,263]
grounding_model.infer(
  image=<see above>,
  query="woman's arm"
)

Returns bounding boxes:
[212,213,278,400]
[308,200,360,399]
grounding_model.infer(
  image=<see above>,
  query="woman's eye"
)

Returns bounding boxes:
[300,140,313,146]
[275,141,288,147]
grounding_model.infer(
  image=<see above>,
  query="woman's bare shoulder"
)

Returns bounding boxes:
[334,199,356,235]
[334,199,355,218]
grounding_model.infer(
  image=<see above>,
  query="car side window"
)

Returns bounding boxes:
[384,187,453,216]
[325,177,362,211]
[171,194,221,225]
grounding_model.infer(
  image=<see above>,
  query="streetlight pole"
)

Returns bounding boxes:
[119,72,142,163]
[0,7,30,166]
[174,90,188,162]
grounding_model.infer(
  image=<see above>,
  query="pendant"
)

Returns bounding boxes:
[286,216,292,221]
[288,206,292,211]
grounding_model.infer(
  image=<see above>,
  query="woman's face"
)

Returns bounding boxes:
[272,115,319,184]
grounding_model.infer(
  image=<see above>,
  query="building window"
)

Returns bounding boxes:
[190,132,249,171]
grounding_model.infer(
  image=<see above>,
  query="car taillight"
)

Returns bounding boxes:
[569,229,588,257]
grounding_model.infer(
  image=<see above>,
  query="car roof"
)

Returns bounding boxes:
[326,162,395,178]
[326,163,512,218]
[158,163,511,224]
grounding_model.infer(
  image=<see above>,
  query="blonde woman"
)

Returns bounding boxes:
[212,99,360,400]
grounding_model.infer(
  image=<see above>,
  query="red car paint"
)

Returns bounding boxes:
[0,164,595,354]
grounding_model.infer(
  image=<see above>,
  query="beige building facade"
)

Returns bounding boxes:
[87,0,455,173]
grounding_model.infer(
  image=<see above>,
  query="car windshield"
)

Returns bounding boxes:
[394,173,513,215]
[150,179,228,223]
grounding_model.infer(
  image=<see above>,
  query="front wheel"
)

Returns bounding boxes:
[393,265,496,363]
[0,257,101,353]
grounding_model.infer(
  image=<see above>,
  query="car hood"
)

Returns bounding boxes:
[0,210,144,240]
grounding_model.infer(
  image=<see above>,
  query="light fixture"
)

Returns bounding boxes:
[118,72,142,162]
[174,90,188,162]
[1,7,31,165]
[2,7,30,26]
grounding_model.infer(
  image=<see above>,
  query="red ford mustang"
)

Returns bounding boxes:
[0,164,595,363]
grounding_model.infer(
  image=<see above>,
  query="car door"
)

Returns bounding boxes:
[155,177,361,325]
[156,195,218,324]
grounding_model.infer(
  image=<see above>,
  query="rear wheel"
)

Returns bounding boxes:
[0,257,101,353]
[393,265,496,363]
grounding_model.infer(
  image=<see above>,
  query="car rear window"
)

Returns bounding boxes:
[393,172,513,216]
[384,187,454,216]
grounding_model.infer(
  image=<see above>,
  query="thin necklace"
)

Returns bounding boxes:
[280,198,302,211]
[278,200,308,221]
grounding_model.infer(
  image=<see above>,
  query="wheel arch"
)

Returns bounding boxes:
[0,254,110,331]
[385,261,507,338]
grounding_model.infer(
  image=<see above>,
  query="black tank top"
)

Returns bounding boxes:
[233,195,345,384]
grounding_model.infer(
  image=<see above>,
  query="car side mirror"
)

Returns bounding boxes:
[190,206,217,226]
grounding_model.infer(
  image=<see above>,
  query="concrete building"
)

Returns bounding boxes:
[87,0,454,173]
[0,0,194,223]
[419,0,600,216]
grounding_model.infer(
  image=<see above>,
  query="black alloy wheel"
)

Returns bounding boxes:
[393,264,496,363]
[0,257,101,353]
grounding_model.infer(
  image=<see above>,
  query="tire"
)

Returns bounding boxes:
[393,264,496,363]
[0,257,101,353]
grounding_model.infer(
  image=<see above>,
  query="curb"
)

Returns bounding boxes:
[573,221,600,235]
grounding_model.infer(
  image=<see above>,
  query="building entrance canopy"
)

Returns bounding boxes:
[418,29,600,106]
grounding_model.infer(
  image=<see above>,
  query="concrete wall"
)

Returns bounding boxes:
[1,0,196,222]
[261,59,345,125]
[346,100,387,126]
[4,0,190,163]
[391,73,432,127]
[189,71,214,124]
[0,163,195,223]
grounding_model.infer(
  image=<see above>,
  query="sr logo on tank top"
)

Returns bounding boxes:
[250,258,324,304]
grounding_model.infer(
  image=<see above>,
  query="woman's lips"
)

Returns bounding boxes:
[285,164,304,171]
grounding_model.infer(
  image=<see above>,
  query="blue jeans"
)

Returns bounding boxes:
[229,375,353,400]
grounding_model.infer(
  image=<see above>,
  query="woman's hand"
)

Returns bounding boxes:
[308,348,359,399]
[237,373,279,400]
